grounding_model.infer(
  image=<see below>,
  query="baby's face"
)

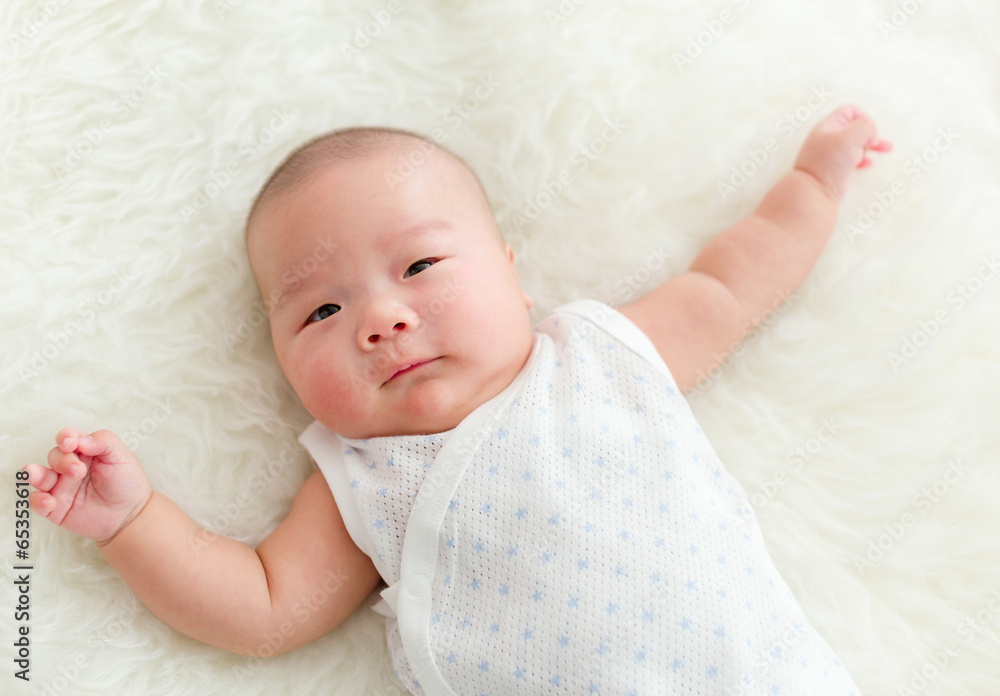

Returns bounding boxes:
[249,146,534,439]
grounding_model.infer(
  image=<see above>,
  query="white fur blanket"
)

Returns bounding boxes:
[4,1,1000,694]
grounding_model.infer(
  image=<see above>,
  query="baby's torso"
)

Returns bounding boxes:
[301,300,859,696]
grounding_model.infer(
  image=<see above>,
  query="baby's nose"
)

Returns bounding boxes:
[367,322,406,344]
[359,299,419,349]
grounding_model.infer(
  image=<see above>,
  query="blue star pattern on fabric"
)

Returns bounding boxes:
[321,301,860,696]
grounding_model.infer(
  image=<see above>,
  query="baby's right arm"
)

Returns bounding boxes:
[22,428,381,656]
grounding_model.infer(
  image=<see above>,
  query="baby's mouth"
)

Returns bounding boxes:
[383,358,438,386]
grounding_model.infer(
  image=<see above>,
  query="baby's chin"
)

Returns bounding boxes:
[320,386,472,440]
[383,385,473,437]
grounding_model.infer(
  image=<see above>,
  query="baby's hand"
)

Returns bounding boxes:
[22,428,152,546]
[793,104,893,202]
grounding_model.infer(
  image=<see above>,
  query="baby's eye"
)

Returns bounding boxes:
[305,304,340,325]
[405,259,437,278]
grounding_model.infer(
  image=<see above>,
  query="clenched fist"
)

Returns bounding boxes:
[22,428,152,546]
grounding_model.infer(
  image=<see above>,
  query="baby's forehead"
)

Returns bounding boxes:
[282,131,464,198]
[252,132,476,223]
[247,134,498,275]
[256,146,475,241]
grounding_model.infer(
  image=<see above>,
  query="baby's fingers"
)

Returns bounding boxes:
[28,490,59,516]
[857,137,894,169]
[22,462,60,492]
[47,445,87,480]
[22,462,81,518]
[866,137,893,153]
[55,427,108,458]
[56,428,126,467]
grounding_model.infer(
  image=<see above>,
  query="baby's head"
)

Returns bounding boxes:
[246,128,534,439]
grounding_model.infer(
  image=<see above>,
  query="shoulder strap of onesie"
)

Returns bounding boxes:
[550,298,680,390]
[298,421,376,559]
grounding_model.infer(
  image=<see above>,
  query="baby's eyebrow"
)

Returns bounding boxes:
[269,219,454,315]
[270,275,312,315]
[395,219,453,243]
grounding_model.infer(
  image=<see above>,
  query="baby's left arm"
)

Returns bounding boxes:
[619,104,891,391]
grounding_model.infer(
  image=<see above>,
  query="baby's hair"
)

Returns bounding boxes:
[244,126,491,248]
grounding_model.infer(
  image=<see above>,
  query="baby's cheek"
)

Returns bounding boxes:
[437,265,478,310]
[291,354,326,403]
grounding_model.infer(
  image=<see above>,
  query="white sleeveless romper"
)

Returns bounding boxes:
[299,300,860,696]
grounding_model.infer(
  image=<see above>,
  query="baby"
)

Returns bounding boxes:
[24,104,890,695]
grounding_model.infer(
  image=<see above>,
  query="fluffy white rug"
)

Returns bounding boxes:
[4,0,1000,694]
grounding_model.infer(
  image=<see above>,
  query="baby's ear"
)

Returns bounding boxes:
[503,243,532,308]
